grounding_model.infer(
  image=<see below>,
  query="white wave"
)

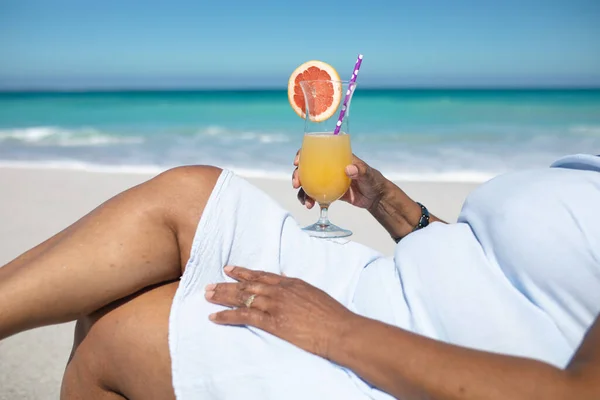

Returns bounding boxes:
[0,127,57,142]
[202,125,228,136]
[569,125,600,137]
[0,127,144,146]
[195,126,291,144]
[258,134,289,143]
[0,160,166,175]
[0,159,291,179]
[382,170,496,183]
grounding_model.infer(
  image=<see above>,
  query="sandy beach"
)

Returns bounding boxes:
[0,166,478,399]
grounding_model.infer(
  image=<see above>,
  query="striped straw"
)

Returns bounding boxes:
[333,54,363,135]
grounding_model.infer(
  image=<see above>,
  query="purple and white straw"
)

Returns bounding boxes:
[333,54,363,135]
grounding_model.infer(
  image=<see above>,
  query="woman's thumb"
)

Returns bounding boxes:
[345,162,369,180]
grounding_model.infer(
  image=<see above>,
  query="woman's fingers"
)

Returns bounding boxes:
[293,149,300,166]
[207,267,356,358]
[292,147,300,187]
[297,188,306,204]
[205,284,272,311]
[345,164,360,179]
[206,280,272,301]
[291,149,317,209]
[293,164,314,208]
[297,190,314,208]
[296,188,315,209]
[209,308,271,330]
[292,168,300,189]
[224,266,284,285]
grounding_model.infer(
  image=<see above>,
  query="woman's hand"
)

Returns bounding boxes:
[292,151,387,211]
[205,266,359,359]
[292,150,444,240]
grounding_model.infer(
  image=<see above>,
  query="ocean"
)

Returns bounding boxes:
[1,89,599,181]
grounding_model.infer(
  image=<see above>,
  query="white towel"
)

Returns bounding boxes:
[169,170,386,399]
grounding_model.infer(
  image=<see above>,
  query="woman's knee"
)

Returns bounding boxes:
[153,165,222,199]
[140,165,223,268]
[131,165,222,214]
[152,166,222,217]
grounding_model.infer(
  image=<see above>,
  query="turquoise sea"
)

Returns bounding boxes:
[0,89,599,181]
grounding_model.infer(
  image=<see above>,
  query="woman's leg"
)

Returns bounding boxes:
[61,281,179,400]
[0,165,221,339]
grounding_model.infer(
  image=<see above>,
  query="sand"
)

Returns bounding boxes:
[0,167,478,399]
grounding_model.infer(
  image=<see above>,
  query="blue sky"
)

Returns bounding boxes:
[0,0,599,89]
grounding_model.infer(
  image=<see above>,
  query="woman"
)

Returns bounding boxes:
[1,153,599,399]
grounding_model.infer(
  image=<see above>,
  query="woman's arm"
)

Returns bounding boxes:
[368,177,445,241]
[332,314,600,400]
[208,267,600,400]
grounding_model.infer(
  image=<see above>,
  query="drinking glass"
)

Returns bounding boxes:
[298,80,356,238]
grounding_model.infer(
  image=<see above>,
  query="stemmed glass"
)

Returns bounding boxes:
[297,80,356,238]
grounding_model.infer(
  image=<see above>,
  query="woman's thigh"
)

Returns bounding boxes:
[61,281,179,400]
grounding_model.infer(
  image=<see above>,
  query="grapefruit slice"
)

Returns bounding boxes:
[288,60,342,122]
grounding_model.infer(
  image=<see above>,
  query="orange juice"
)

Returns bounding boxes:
[298,133,352,206]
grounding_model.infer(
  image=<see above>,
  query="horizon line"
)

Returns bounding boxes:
[2,85,600,93]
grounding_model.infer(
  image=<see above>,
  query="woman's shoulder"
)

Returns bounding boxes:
[456,154,600,347]
[460,153,600,222]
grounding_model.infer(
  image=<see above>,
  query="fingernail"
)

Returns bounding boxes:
[224,265,234,272]
[205,283,216,291]
[205,290,215,299]
[209,313,217,321]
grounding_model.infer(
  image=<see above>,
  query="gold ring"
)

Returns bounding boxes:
[244,294,256,308]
